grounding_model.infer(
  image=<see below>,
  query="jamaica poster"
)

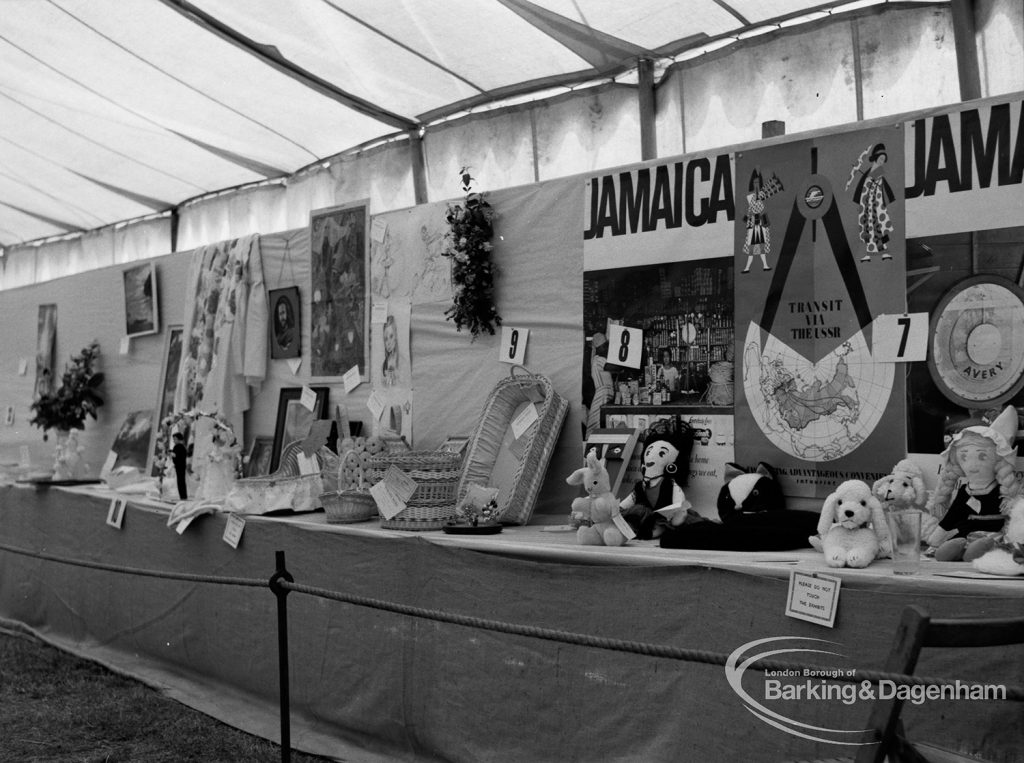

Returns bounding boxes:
[733,126,906,498]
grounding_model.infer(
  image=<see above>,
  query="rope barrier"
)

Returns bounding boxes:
[0,541,265,588]
[279,579,1024,701]
[1,540,1021,701]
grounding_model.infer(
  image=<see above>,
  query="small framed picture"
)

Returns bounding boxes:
[122,262,159,338]
[244,436,274,477]
[269,286,301,360]
[271,386,330,473]
[438,436,470,457]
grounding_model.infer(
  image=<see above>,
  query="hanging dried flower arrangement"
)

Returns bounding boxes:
[441,168,501,339]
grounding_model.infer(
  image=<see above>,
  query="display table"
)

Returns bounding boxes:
[1,483,1021,762]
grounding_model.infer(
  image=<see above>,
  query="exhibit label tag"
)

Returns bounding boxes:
[223,514,246,548]
[786,570,841,628]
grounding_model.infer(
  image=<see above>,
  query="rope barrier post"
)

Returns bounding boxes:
[269,550,294,763]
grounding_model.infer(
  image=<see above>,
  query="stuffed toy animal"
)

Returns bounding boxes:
[660,462,818,551]
[925,406,1022,562]
[618,423,693,540]
[971,497,1024,576]
[817,480,891,568]
[872,459,926,511]
[869,458,930,559]
[567,449,628,547]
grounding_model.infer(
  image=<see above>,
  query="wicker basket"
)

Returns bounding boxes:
[367,451,463,530]
[321,450,377,524]
[456,365,568,525]
[224,441,329,515]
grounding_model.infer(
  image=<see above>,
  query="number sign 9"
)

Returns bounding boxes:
[499,326,529,364]
[607,325,643,369]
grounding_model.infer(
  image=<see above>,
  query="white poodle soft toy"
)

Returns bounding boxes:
[567,450,629,547]
[871,458,932,558]
[817,480,891,568]
[972,497,1024,576]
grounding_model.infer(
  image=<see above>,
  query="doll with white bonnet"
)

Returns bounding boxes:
[925,405,1021,561]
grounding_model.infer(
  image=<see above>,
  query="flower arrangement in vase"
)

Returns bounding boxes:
[441,168,501,339]
[29,341,104,479]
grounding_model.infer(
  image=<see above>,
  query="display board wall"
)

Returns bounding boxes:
[0,179,584,516]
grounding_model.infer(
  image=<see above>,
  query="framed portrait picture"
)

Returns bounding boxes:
[123,261,159,338]
[309,200,370,379]
[244,436,274,477]
[35,303,57,400]
[150,325,184,475]
[269,286,301,360]
[270,386,330,473]
[109,410,155,473]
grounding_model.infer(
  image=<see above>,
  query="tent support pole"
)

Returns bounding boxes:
[950,0,981,101]
[409,130,428,206]
[638,58,657,161]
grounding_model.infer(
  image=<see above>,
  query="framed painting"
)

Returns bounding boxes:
[34,303,57,399]
[309,201,370,379]
[150,325,184,475]
[110,410,155,473]
[123,261,159,338]
[269,286,301,360]
[244,436,274,477]
[270,386,330,473]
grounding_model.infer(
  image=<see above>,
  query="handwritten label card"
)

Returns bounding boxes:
[611,513,637,540]
[511,402,539,439]
[371,217,388,243]
[371,302,389,325]
[369,465,418,520]
[106,497,127,529]
[296,452,320,475]
[873,313,928,362]
[786,570,841,627]
[343,365,362,393]
[223,514,246,549]
[606,324,643,369]
[119,335,131,356]
[499,326,529,365]
[300,385,318,411]
[287,358,302,375]
[367,391,386,421]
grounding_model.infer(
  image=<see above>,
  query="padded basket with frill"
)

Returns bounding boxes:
[367,451,462,530]
[457,365,568,525]
[321,450,377,524]
[223,441,329,515]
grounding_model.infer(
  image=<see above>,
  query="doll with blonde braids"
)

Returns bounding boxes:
[925,406,1022,562]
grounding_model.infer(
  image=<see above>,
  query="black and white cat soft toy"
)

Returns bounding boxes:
[660,462,819,551]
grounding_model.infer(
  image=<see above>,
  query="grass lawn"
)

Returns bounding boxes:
[0,629,334,762]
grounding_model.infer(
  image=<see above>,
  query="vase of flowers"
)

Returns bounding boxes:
[29,341,104,479]
[441,168,501,339]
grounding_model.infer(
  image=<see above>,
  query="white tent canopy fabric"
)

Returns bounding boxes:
[0,0,940,249]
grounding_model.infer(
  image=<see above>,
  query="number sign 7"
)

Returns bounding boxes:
[873,313,928,362]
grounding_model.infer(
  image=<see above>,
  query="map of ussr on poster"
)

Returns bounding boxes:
[733,126,907,497]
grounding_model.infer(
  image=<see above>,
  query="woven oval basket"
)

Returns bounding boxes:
[321,450,377,524]
[367,451,462,530]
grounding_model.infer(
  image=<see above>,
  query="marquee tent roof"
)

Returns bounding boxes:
[0,0,925,248]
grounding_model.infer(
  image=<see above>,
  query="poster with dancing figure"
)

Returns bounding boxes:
[734,127,907,497]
